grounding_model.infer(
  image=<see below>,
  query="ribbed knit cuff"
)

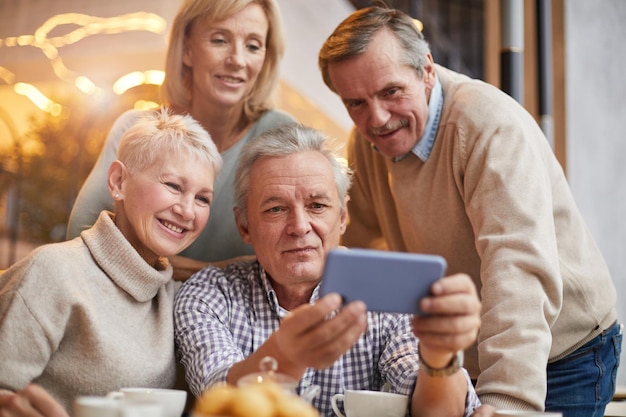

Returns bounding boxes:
[479,393,539,412]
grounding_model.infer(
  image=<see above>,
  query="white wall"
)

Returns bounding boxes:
[277,0,354,132]
[565,0,626,385]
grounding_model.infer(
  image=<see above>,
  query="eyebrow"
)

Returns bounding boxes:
[259,195,283,206]
[208,24,267,40]
[163,173,213,194]
[259,191,333,206]
[342,80,401,103]
[308,192,332,201]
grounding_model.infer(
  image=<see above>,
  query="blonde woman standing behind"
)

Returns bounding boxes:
[67,0,295,279]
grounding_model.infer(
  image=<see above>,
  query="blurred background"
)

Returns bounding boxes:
[0,0,624,384]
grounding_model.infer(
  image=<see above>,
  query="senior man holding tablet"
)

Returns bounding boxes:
[174,124,482,417]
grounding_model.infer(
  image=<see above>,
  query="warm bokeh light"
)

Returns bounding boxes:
[113,70,165,95]
[144,70,165,86]
[113,72,144,95]
[13,82,63,116]
[0,67,15,84]
[134,100,160,110]
[0,6,347,141]
[413,18,424,32]
[0,11,167,103]
[74,76,99,95]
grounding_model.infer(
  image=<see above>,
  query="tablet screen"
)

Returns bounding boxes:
[319,248,447,315]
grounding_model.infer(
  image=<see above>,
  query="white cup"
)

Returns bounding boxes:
[107,388,186,417]
[331,390,409,417]
[74,396,121,417]
[119,402,164,417]
[495,411,563,417]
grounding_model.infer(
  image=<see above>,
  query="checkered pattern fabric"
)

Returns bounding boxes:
[174,260,480,416]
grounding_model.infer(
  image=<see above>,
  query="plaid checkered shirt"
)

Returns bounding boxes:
[174,260,480,417]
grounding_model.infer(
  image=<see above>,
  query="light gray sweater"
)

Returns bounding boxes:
[0,211,179,413]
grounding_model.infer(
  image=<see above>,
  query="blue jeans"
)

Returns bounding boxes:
[546,322,623,417]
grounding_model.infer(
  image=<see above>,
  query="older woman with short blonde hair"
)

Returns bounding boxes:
[0,108,222,417]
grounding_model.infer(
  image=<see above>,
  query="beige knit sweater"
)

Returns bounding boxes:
[342,65,617,411]
[0,211,179,413]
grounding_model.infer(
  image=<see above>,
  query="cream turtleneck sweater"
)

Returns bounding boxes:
[0,211,179,413]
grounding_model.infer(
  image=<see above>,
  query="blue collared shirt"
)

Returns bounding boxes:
[174,260,480,417]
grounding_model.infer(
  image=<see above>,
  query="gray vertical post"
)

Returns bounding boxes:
[537,0,555,148]
[501,0,524,104]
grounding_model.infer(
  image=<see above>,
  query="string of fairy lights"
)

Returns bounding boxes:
[0,11,168,115]
[0,10,422,117]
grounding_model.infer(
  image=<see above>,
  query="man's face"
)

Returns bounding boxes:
[328,29,436,158]
[236,151,348,295]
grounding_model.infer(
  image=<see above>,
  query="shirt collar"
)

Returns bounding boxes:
[258,267,320,318]
[412,76,443,162]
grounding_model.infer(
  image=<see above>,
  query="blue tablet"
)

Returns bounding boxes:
[319,248,447,315]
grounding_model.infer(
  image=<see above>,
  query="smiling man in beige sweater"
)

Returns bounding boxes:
[318,5,621,417]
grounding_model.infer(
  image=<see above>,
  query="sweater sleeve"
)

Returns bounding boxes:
[451,87,562,410]
[0,255,63,390]
[66,109,145,239]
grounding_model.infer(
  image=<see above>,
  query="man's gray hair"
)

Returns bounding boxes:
[319,4,431,92]
[234,124,352,224]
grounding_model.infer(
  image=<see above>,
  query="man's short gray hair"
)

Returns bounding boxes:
[319,4,431,92]
[234,124,352,225]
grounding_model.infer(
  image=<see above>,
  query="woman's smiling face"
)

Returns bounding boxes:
[111,153,215,266]
[183,3,269,108]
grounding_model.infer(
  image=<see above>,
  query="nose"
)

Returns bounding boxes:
[173,195,195,221]
[369,100,391,129]
[286,207,311,236]
[226,44,245,69]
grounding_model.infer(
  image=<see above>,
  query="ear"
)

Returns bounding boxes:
[423,53,436,88]
[234,207,252,244]
[182,38,193,67]
[339,196,350,235]
[107,160,127,201]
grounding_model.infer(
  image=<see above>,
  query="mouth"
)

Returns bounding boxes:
[284,246,316,255]
[217,74,244,84]
[369,119,409,137]
[159,219,186,235]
